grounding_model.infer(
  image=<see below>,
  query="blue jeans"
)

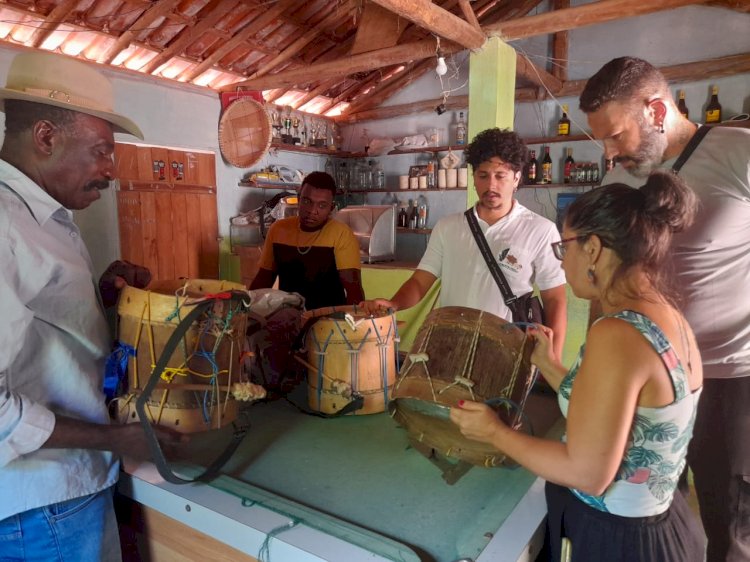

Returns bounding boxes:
[0,487,121,562]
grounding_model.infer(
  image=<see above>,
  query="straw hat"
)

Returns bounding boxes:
[0,51,143,139]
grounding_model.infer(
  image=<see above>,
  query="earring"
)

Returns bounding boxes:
[587,264,597,284]
[658,121,665,134]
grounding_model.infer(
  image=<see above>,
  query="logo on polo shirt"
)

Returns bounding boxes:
[498,248,523,273]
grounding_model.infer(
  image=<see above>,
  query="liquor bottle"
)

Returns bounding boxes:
[426,158,436,189]
[408,200,418,229]
[455,112,467,145]
[705,86,722,124]
[526,150,538,184]
[591,162,600,184]
[397,203,409,228]
[558,104,571,136]
[563,148,575,184]
[677,90,689,120]
[541,147,552,184]
[417,194,429,229]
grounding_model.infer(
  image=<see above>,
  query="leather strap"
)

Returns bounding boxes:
[672,125,712,174]
[135,291,252,484]
[464,208,521,314]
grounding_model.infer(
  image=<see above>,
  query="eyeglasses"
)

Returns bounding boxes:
[299,197,334,211]
[551,236,586,260]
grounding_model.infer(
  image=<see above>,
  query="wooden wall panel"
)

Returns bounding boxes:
[184,194,203,279]
[198,193,219,279]
[139,191,159,280]
[116,191,143,266]
[154,192,175,281]
[171,192,191,280]
[114,143,140,181]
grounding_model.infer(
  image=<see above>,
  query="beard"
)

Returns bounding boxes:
[615,118,668,178]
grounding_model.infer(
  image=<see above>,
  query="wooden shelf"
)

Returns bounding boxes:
[522,182,599,189]
[344,187,467,193]
[387,145,465,155]
[397,227,432,234]
[270,142,364,158]
[238,180,300,190]
[523,133,592,145]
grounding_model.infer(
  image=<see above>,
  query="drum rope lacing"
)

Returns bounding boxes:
[369,316,395,407]
[113,281,244,429]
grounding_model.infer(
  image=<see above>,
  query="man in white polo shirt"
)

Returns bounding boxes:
[362,128,567,360]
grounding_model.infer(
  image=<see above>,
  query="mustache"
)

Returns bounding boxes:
[84,179,112,191]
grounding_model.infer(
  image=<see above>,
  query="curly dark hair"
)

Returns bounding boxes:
[3,99,78,137]
[565,170,698,301]
[463,128,528,173]
[579,57,669,114]
[301,171,337,196]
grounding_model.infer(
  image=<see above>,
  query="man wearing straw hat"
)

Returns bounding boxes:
[0,51,178,560]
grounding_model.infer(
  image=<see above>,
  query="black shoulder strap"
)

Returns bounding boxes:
[464,208,518,308]
[672,125,712,174]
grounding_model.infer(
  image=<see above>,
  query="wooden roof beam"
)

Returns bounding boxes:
[516,52,563,93]
[370,0,486,50]
[708,0,750,13]
[344,59,433,116]
[551,0,569,81]
[484,0,710,40]
[181,0,297,82]
[350,2,405,55]
[29,0,79,48]
[249,4,355,79]
[315,72,382,114]
[220,38,462,92]
[102,0,181,64]
[458,0,482,31]
[142,0,240,74]
[292,79,339,109]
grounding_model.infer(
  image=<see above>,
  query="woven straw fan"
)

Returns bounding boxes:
[218,97,272,168]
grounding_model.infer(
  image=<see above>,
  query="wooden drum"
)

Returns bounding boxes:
[390,306,535,467]
[115,279,248,433]
[305,308,398,415]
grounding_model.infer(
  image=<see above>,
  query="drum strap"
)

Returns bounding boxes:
[136,291,253,485]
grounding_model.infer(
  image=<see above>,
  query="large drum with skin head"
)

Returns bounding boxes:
[114,279,249,433]
[390,306,536,467]
[304,307,398,415]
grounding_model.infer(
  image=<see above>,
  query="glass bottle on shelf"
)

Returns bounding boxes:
[455,112,467,145]
[526,150,538,184]
[371,160,385,190]
[398,202,409,228]
[677,90,689,120]
[417,194,429,229]
[541,146,552,184]
[705,85,721,123]
[558,104,571,136]
[408,200,418,229]
[426,157,436,189]
[337,162,349,190]
[325,158,335,180]
[591,162,600,184]
[563,148,575,184]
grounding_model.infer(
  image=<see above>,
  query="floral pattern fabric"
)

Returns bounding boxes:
[557,310,701,517]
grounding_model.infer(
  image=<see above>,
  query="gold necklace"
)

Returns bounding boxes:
[297,224,323,255]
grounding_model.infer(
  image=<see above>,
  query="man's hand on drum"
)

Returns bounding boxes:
[359,298,395,317]
[450,401,507,447]
[113,423,191,462]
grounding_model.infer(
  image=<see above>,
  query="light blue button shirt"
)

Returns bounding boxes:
[0,160,118,521]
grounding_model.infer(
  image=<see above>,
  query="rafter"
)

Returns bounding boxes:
[29,0,79,48]
[350,2,405,55]
[458,0,482,31]
[180,0,297,82]
[484,0,710,40]
[344,58,433,116]
[370,0,486,50]
[102,0,182,65]
[221,39,462,92]
[551,0,569,81]
[249,4,354,79]
[142,0,240,74]
[292,79,339,109]
[515,52,562,92]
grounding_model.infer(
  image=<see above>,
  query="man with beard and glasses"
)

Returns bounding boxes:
[0,52,185,561]
[361,128,567,360]
[580,56,750,562]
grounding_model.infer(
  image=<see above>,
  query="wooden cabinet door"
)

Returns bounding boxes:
[114,143,140,181]
[116,189,219,282]
[183,151,216,188]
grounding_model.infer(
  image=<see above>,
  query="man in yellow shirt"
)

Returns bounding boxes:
[251,171,364,310]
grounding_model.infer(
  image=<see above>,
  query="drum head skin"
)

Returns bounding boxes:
[218,97,272,168]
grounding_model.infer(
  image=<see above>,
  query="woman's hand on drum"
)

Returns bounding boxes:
[528,324,556,369]
[358,298,396,317]
[450,400,507,447]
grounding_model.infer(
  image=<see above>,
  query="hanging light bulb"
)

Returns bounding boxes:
[435,55,448,77]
